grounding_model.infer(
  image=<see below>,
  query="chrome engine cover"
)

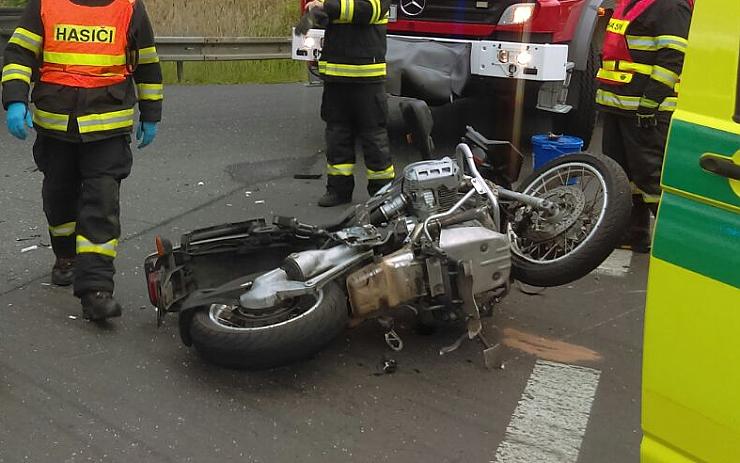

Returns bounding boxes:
[439,226,511,295]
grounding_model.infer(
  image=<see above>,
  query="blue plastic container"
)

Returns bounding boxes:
[531,134,584,171]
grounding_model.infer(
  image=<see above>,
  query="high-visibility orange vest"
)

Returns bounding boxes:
[40,0,135,88]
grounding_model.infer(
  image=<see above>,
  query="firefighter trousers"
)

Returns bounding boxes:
[33,134,133,297]
[601,111,671,205]
[321,82,394,196]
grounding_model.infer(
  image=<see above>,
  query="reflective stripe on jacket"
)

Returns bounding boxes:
[596,0,692,114]
[318,0,389,83]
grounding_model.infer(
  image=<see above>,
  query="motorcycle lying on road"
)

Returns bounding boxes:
[144,127,631,369]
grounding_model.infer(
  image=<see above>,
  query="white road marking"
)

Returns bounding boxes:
[493,360,601,463]
[596,249,633,277]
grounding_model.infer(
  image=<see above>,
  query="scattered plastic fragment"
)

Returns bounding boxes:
[254,200,266,204]
[21,245,38,253]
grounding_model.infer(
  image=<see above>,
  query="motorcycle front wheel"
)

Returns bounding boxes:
[187,280,348,369]
[510,152,631,287]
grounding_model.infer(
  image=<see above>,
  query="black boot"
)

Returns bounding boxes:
[81,291,122,321]
[318,189,352,207]
[51,257,75,286]
[619,196,652,253]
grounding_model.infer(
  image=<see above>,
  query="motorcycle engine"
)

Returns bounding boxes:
[402,157,463,219]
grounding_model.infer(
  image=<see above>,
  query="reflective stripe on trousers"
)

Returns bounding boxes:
[49,221,76,237]
[366,165,395,180]
[77,235,118,258]
[327,163,355,176]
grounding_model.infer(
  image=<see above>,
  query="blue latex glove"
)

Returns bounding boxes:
[136,121,158,149]
[6,102,33,140]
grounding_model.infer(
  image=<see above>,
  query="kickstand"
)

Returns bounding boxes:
[477,326,503,369]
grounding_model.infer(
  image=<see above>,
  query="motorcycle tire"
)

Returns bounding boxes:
[188,281,348,369]
[511,152,631,287]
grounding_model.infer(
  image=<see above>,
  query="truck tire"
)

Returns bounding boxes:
[188,281,349,369]
[553,34,601,148]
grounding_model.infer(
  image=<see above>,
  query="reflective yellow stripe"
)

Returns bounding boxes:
[369,0,381,23]
[630,182,660,203]
[650,65,680,89]
[43,51,126,67]
[337,0,354,23]
[596,68,633,83]
[640,97,660,109]
[626,35,657,51]
[375,13,389,25]
[77,108,134,134]
[367,165,395,180]
[606,18,630,35]
[674,82,680,93]
[9,27,42,56]
[601,60,653,76]
[137,83,164,101]
[655,35,688,52]
[77,235,118,258]
[318,61,387,78]
[327,163,355,176]
[1,63,32,84]
[658,97,677,112]
[137,46,159,64]
[33,108,69,131]
[596,89,641,110]
[49,221,76,237]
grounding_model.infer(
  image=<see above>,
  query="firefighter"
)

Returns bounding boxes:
[595,0,692,252]
[2,0,163,320]
[304,0,394,207]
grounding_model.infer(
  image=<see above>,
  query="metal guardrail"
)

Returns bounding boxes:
[1,9,292,82]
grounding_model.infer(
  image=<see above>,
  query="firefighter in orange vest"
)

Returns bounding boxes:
[595,0,692,252]
[2,0,163,320]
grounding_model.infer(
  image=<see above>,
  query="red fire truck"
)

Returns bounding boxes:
[294,0,611,148]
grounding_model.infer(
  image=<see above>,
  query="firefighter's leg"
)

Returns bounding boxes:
[619,115,669,252]
[74,136,133,319]
[33,135,81,285]
[320,83,355,206]
[356,84,394,195]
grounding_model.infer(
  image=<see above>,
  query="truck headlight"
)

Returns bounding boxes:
[498,3,536,25]
[303,36,316,49]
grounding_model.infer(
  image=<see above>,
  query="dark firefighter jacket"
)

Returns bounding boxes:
[1,0,163,142]
[595,0,692,116]
[319,0,390,83]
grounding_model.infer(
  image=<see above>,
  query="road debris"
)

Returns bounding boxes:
[294,174,322,180]
[254,200,266,204]
[21,245,39,253]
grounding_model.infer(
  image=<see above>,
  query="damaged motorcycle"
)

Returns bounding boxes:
[144,127,631,369]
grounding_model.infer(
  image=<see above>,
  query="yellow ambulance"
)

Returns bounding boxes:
[641,0,740,461]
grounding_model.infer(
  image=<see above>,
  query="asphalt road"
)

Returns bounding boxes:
[0,84,643,463]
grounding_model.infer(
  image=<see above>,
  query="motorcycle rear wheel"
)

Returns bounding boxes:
[510,152,631,287]
[188,281,348,369]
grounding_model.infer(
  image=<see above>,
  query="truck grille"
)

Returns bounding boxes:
[393,0,511,24]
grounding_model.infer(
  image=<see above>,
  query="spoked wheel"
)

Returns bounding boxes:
[510,152,631,287]
[188,281,348,369]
